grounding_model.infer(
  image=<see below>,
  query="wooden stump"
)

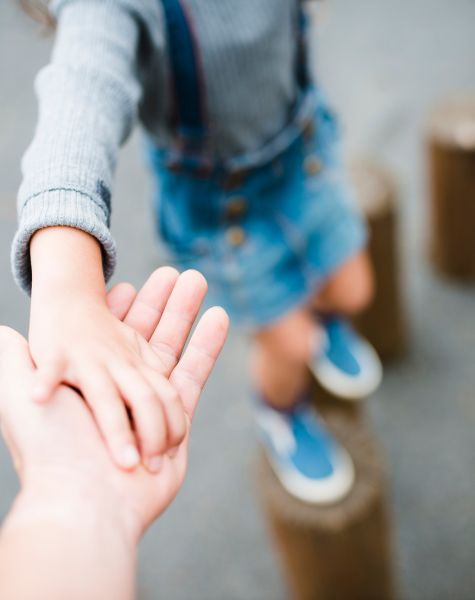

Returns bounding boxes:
[350,161,407,361]
[427,96,475,280]
[255,387,396,600]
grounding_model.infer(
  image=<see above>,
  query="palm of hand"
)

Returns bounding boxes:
[0,268,228,539]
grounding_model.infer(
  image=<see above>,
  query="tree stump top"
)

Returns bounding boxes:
[255,395,388,534]
[428,95,475,150]
[350,161,395,218]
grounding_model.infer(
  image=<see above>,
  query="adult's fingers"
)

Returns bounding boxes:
[0,327,33,375]
[149,270,208,377]
[170,306,229,420]
[0,422,22,475]
[0,328,36,455]
[107,283,137,320]
[123,267,179,341]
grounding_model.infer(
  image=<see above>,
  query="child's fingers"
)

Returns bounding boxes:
[31,358,66,404]
[80,369,140,471]
[106,282,137,320]
[149,269,208,376]
[141,365,188,451]
[123,267,179,341]
[170,306,229,420]
[108,363,169,472]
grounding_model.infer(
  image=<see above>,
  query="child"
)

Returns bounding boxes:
[14,0,382,503]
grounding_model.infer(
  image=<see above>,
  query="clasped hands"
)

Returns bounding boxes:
[0,268,228,551]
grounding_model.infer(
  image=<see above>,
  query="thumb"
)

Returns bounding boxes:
[31,359,65,404]
[0,327,31,374]
[0,421,23,476]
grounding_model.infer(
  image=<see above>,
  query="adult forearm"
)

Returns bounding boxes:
[0,483,136,600]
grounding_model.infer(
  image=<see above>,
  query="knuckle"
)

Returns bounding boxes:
[140,388,159,406]
[144,352,164,370]
[177,412,188,439]
[103,423,131,448]
[171,422,187,446]
[167,405,187,443]
[137,409,167,453]
[144,431,167,456]
[150,339,177,362]
[101,413,128,436]
[93,402,127,432]
[166,387,180,406]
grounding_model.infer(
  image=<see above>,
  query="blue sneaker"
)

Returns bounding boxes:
[256,395,354,504]
[310,317,383,401]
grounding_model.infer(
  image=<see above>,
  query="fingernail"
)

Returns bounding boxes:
[145,456,163,473]
[167,446,179,459]
[121,445,140,469]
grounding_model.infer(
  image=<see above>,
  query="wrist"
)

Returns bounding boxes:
[5,476,136,550]
[30,226,106,300]
[0,479,137,600]
[31,284,107,313]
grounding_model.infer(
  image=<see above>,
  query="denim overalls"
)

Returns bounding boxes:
[146,0,367,328]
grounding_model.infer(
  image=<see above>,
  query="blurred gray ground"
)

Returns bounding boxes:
[1,1,475,599]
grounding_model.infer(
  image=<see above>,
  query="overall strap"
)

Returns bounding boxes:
[296,2,311,90]
[160,0,211,171]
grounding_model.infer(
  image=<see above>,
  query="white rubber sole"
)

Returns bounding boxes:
[311,336,383,401]
[266,444,355,505]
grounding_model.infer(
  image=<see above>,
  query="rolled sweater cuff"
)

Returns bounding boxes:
[11,189,117,295]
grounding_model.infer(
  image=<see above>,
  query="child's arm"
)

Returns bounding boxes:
[13,0,151,292]
[12,1,175,469]
[29,226,187,472]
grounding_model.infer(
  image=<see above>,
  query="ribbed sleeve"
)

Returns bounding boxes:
[11,0,152,293]
[12,0,309,292]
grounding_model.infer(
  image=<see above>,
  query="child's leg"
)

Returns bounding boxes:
[251,308,315,410]
[309,250,382,400]
[313,250,374,316]
[252,251,374,409]
[252,306,356,505]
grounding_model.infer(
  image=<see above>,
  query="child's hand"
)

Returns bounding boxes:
[0,277,228,545]
[29,267,209,472]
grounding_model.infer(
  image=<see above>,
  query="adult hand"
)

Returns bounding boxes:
[0,268,229,543]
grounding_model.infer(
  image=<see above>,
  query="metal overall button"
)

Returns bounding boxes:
[224,196,248,221]
[222,169,247,191]
[302,118,316,141]
[226,225,246,246]
[304,154,323,176]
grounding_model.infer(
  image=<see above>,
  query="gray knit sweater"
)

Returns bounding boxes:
[12,0,306,292]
